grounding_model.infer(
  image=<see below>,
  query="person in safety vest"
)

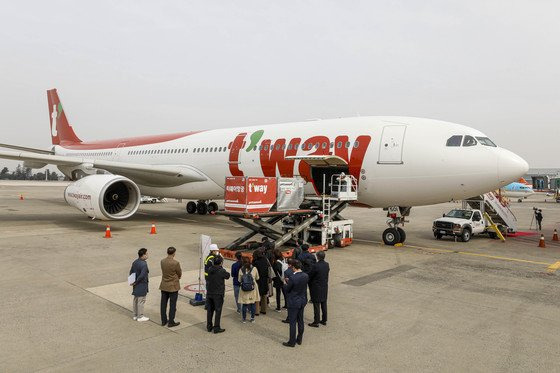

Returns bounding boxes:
[205,244,220,281]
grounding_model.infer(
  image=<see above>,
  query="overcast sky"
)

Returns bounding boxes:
[0,1,558,169]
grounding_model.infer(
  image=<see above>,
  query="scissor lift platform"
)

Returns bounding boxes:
[217,173,358,261]
[217,208,326,260]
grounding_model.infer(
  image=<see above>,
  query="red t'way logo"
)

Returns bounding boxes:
[228,133,371,182]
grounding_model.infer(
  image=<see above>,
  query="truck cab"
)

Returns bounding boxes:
[432,209,490,242]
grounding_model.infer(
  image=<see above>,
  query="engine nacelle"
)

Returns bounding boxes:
[64,175,141,220]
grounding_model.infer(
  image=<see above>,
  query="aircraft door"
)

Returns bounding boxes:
[113,143,126,161]
[378,125,407,164]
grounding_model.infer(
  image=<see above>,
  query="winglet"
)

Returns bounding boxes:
[47,89,82,146]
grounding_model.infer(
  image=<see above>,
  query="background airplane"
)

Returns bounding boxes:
[502,181,535,202]
[0,89,529,244]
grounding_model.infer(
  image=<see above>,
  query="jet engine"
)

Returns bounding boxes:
[64,174,141,220]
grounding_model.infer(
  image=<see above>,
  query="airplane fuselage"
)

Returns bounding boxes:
[54,116,528,208]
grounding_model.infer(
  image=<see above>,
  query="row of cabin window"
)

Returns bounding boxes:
[128,148,190,155]
[126,140,361,156]
[73,152,112,157]
[446,135,497,147]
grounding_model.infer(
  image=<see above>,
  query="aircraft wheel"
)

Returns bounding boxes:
[197,201,208,215]
[186,201,197,214]
[397,228,406,243]
[518,199,522,203]
[208,202,219,213]
[382,228,401,246]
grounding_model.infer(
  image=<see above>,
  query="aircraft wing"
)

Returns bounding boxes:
[0,150,207,187]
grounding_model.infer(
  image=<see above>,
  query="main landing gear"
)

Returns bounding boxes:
[382,206,411,246]
[186,200,219,215]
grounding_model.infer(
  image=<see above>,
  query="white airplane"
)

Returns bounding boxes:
[0,89,529,245]
[502,181,535,201]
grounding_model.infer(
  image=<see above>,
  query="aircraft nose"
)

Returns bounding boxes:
[498,148,529,183]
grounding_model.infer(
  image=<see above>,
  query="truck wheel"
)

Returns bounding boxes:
[461,228,471,242]
[397,228,406,243]
[434,231,442,240]
[186,201,197,214]
[382,228,401,246]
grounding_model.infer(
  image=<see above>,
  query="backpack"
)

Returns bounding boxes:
[302,253,317,273]
[241,267,255,291]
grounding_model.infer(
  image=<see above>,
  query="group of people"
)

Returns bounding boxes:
[128,238,330,347]
[129,246,182,327]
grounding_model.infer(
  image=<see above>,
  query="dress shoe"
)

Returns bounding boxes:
[320,321,327,326]
[282,342,295,348]
[207,326,213,332]
[281,319,290,324]
[297,340,302,345]
[161,321,168,326]
[308,322,320,327]
[168,321,180,327]
[213,328,225,334]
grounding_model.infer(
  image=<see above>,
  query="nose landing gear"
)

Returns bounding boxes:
[382,206,410,245]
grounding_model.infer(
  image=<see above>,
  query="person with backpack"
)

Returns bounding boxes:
[298,244,317,274]
[238,257,260,323]
[272,249,287,312]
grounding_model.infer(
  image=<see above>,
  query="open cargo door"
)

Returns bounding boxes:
[286,155,348,195]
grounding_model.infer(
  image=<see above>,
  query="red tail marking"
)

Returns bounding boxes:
[259,138,301,177]
[47,89,82,146]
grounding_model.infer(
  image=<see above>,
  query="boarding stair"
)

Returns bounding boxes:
[464,192,518,232]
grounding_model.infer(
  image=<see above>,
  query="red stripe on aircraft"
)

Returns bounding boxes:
[59,131,202,150]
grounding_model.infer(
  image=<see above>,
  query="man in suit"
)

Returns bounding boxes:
[206,256,231,333]
[160,246,182,327]
[282,260,309,347]
[129,248,150,322]
[308,251,330,327]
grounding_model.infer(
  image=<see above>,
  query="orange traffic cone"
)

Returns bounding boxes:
[553,229,559,242]
[19,194,24,200]
[150,223,157,235]
[538,234,546,248]
[104,225,112,238]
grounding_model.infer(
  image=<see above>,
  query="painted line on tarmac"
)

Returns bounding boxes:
[547,261,560,273]
[176,218,198,223]
[353,238,553,267]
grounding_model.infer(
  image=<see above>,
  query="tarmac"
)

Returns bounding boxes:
[1,180,560,372]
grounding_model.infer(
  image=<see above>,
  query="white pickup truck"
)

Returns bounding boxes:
[432,209,497,242]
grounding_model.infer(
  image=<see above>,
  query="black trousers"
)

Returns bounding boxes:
[274,284,285,309]
[313,301,327,323]
[288,305,305,345]
[537,219,542,230]
[206,294,224,330]
[160,291,179,324]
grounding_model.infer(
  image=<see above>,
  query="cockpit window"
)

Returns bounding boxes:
[446,135,462,147]
[462,135,477,147]
[475,137,497,147]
